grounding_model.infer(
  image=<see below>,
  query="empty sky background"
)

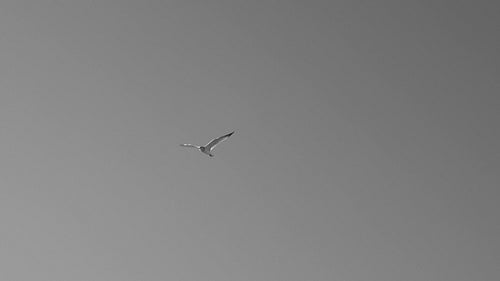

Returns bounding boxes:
[1,1,499,280]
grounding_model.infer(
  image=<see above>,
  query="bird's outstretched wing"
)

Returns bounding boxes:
[205,131,234,151]
[180,144,201,149]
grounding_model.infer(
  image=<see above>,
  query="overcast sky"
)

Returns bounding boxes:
[1,1,499,281]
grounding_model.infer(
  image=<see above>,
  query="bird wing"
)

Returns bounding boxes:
[180,144,201,149]
[204,131,234,151]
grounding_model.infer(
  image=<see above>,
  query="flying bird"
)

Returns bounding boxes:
[180,131,235,157]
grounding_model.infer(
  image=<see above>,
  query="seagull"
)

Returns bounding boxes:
[180,131,235,157]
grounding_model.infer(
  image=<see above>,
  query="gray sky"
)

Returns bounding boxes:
[1,1,499,280]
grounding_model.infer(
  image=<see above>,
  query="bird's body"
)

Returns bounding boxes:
[180,131,234,157]
[199,146,213,157]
